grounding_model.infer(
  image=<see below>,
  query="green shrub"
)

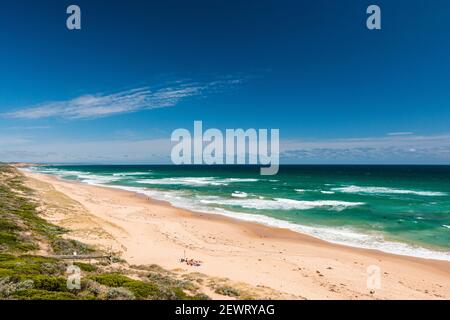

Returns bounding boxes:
[50,238,93,255]
[0,260,42,275]
[28,275,67,292]
[90,274,130,287]
[0,255,62,275]
[0,269,14,277]
[0,254,15,262]
[122,281,159,299]
[147,272,180,287]
[0,277,34,297]
[106,287,135,300]
[215,286,240,297]
[0,220,20,233]
[74,262,97,272]
[90,274,160,299]
[12,289,77,300]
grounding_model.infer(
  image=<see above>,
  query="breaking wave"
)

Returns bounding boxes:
[198,197,364,211]
[333,185,447,197]
[136,177,258,186]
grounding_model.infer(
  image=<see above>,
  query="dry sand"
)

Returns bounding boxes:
[20,169,450,300]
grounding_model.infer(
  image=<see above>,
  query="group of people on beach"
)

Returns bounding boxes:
[180,258,202,267]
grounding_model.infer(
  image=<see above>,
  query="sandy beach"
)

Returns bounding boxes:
[19,169,450,300]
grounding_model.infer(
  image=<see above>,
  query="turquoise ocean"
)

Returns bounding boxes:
[27,165,450,261]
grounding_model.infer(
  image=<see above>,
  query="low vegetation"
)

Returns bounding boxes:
[0,164,209,300]
[214,285,241,297]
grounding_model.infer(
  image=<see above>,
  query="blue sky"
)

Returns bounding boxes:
[0,0,449,164]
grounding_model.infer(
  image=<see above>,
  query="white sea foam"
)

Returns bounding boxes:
[136,177,258,186]
[198,197,364,211]
[231,191,248,198]
[112,172,151,177]
[443,225,450,229]
[222,178,259,183]
[295,189,335,195]
[27,167,87,177]
[333,185,447,197]
[77,174,122,185]
[26,167,122,186]
[137,177,227,186]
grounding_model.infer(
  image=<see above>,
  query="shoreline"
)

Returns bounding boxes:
[109,185,450,262]
[20,168,450,299]
[22,167,450,262]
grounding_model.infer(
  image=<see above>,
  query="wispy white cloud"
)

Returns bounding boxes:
[282,134,450,150]
[2,133,449,164]
[387,132,414,136]
[0,136,31,146]
[0,138,173,163]
[7,126,51,130]
[4,79,241,120]
[281,134,450,163]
